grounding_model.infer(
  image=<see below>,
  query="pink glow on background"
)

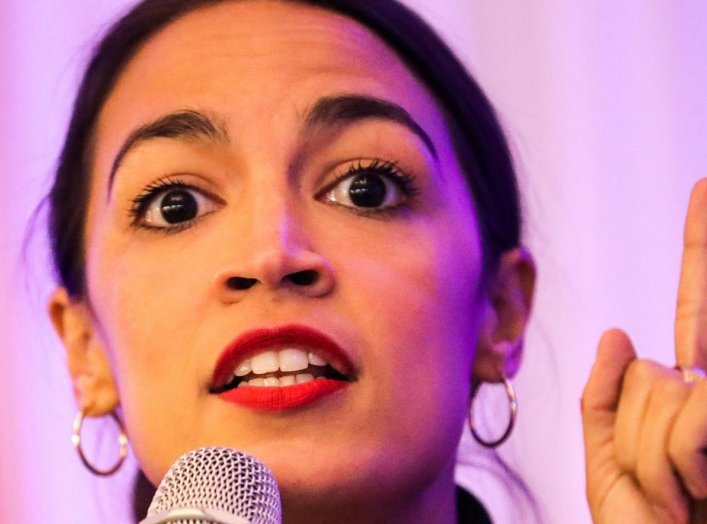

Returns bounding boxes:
[1,1,706,522]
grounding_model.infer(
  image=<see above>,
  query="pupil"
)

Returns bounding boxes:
[349,174,386,208]
[160,190,197,224]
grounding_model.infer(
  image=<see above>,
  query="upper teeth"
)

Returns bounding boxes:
[235,348,328,377]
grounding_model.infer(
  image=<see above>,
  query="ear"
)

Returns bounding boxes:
[472,247,536,383]
[48,287,119,417]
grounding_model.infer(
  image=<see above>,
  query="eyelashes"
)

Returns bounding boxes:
[316,159,420,216]
[129,176,223,233]
[128,159,420,232]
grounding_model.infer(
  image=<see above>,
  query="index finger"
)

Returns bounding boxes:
[675,177,707,369]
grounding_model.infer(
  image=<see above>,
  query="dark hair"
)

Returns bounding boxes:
[48,0,521,299]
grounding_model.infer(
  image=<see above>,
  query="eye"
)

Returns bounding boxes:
[131,180,221,231]
[319,160,417,211]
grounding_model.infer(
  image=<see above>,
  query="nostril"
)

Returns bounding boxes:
[226,277,258,290]
[287,270,319,286]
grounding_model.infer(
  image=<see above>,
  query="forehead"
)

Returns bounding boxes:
[93,0,456,169]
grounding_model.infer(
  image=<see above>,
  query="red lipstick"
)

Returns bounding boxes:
[219,379,347,411]
[211,325,354,411]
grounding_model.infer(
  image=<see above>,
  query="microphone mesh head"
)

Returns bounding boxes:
[147,447,281,524]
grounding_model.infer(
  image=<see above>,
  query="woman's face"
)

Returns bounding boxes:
[82,0,487,514]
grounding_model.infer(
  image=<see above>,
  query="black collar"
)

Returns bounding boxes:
[457,486,492,523]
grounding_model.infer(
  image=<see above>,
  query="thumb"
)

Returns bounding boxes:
[583,328,637,415]
[582,329,637,506]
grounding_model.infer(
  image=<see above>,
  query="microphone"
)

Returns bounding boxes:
[139,447,281,524]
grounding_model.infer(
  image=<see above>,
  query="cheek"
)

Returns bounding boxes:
[346,226,484,488]
[331,207,484,426]
[88,234,208,360]
[85,232,216,466]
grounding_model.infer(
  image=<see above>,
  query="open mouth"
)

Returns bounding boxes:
[209,325,356,398]
[209,348,351,393]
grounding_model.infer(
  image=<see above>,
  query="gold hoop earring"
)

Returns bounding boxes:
[71,409,128,476]
[468,374,517,448]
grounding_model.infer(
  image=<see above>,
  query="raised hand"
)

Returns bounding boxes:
[582,179,707,523]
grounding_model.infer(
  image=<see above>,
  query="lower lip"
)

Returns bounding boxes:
[218,378,348,411]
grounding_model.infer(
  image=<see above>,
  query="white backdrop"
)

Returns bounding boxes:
[1,1,706,522]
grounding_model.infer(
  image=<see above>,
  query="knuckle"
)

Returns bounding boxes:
[653,375,687,400]
[675,291,695,312]
[580,388,589,410]
[624,359,665,389]
[625,359,660,385]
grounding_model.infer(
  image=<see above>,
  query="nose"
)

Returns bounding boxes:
[215,199,335,302]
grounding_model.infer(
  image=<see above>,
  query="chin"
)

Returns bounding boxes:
[271,451,450,524]
[270,443,434,502]
[273,463,393,523]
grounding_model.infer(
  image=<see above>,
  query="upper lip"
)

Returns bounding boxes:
[210,324,356,390]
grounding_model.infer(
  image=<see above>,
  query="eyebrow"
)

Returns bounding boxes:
[304,94,438,160]
[107,95,437,194]
[107,109,228,193]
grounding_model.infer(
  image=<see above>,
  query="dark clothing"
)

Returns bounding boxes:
[457,486,492,523]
